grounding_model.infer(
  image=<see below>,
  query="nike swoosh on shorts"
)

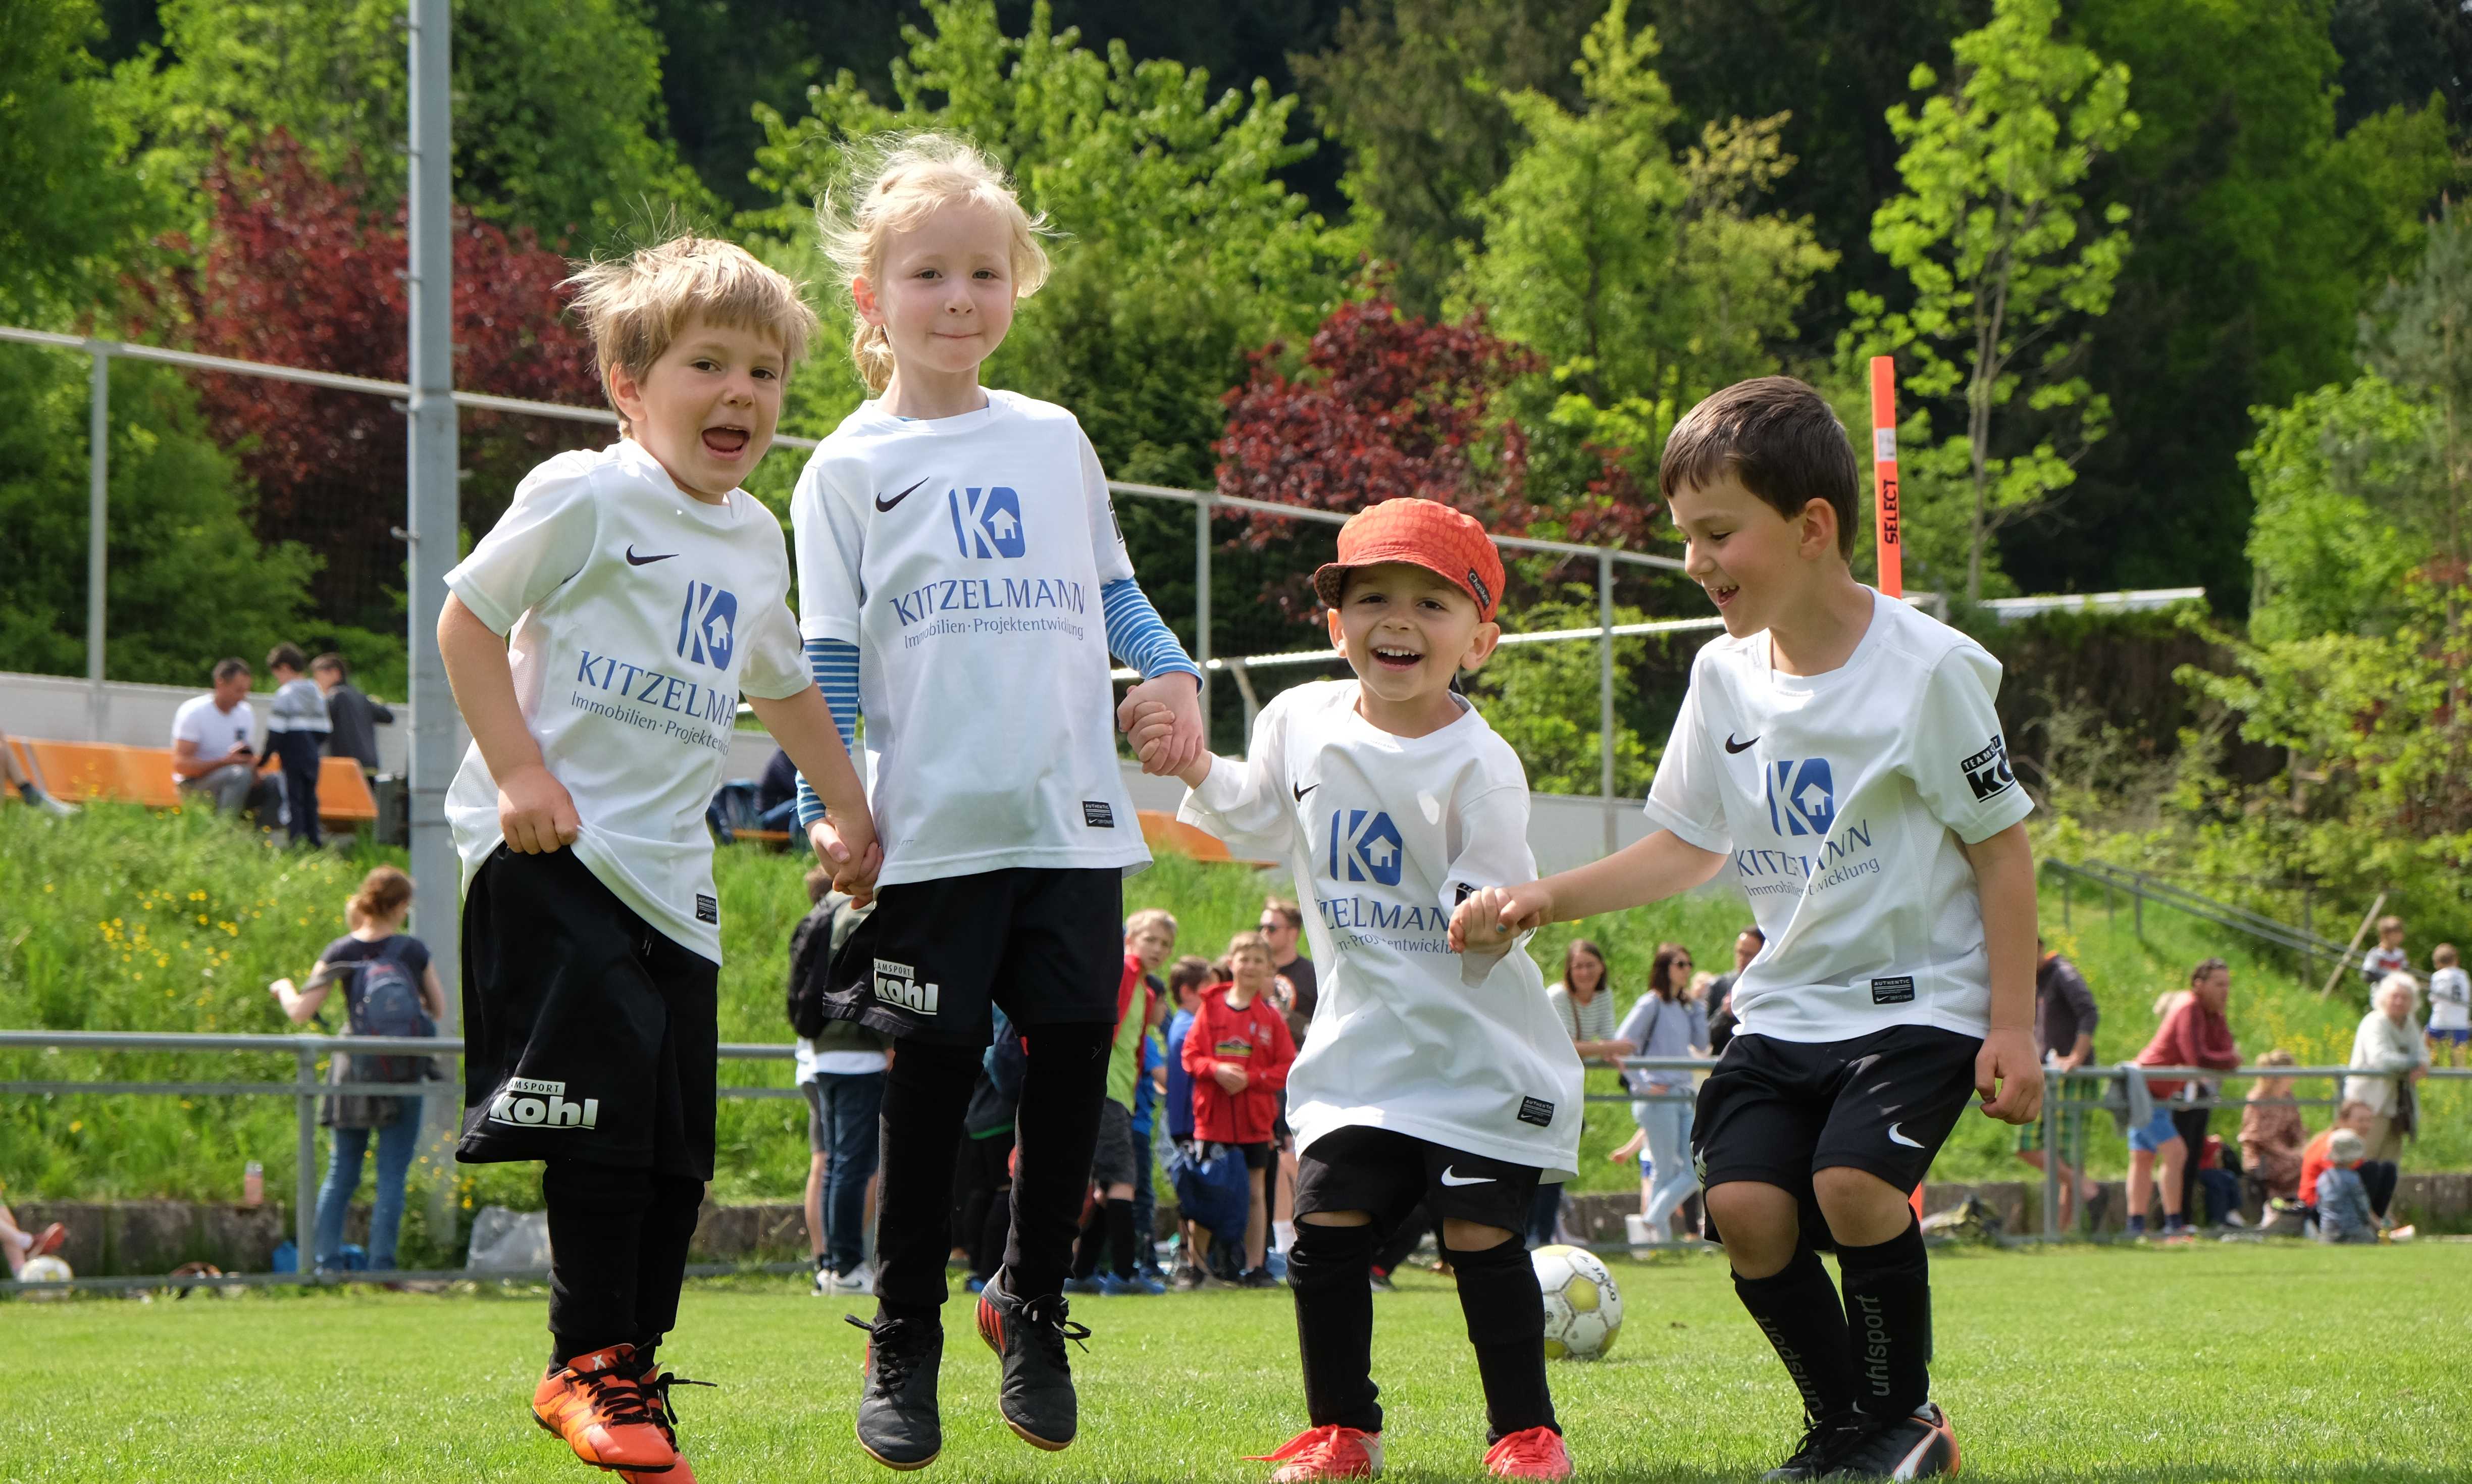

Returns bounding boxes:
[1438,1167,1496,1186]
[1887,1123,1924,1149]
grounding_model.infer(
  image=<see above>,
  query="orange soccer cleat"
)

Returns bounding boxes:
[531,1344,678,1474]
[1250,1424,1385,1481]
[1483,1426,1574,1480]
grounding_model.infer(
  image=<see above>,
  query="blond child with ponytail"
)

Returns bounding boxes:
[787,132,1204,1469]
[269,865,445,1274]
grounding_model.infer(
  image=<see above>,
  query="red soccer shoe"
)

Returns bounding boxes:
[531,1344,678,1473]
[1484,1426,1574,1480]
[1251,1424,1385,1481]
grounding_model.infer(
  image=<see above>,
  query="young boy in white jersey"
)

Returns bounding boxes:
[787,134,1205,1470]
[1135,497,1584,1482]
[439,235,879,1484]
[1454,377,2043,1481]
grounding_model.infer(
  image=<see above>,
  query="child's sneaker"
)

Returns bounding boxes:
[1239,1265,1282,1289]
[1822,1403,1960,1480]
[831,1265,877,1296]
[530,1344,679,1473]
[847,1313,944,1470]
[976,1271,1089,1451]
[1483,1426,1573,1480]
[1251,1424,1384,1480]
[614,1366,715,1484]
[1761,1413,1863,1481]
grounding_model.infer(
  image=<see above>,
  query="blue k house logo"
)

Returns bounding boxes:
[1328,809,1405,887]
[1766,757,1837,837]
[676,581,738,670]
[947,486,1027,558]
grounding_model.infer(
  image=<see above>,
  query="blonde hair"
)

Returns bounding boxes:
[563,234,820,435]
[2435,943,2458,968]
[817,133,1054,394]
[1225,930,1275,964]
[347,866,413,927]
[1125,908,1178,940]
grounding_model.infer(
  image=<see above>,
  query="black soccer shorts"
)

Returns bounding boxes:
[456,846,718,1180]
[821,866,1122,1046]
[1294,1124,1544,1240]
[1690,1024,1982,1247]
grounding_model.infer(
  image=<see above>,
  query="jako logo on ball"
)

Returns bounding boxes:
[487,1077,599,1130]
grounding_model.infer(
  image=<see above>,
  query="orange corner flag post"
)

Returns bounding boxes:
[1868,355,1902,598]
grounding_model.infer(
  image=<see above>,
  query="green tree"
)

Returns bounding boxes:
[1460,1,1835,493]
[1848,0,2137,603]
[108,0,716,246]
[0,0,166,324]
[2241,378,2428,644]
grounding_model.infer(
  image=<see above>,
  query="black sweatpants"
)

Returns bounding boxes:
[269,731,323,847]
[544,1159,706,1367]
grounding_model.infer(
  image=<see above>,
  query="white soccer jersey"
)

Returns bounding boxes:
[444,440,809,964]
[791,390,1147,886]
[1178,681,1584,1180]
[1643,589,2035,1044]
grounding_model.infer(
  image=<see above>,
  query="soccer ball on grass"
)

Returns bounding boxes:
[16,1254,73,1299]
[1531,1243,1622,1360]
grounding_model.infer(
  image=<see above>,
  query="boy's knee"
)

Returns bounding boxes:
[1706,1181,1798,1277]
[1439,1218,1514,1251]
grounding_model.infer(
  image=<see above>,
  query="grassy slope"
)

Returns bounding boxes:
[3,805,2461,1229]
[10,1244,2469,1483]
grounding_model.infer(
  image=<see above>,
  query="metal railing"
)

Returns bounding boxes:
[2041,858,2420,992]
[0,1028,798,1286]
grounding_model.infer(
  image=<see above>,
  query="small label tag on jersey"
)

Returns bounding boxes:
[696,894,718,924]
[1453,881,1476,904]
[1871,976,1916,1005]
[1083,801,1115,828]
[1517,1096,1555,1128]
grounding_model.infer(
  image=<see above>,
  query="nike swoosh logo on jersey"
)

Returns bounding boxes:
[1887,1123,1923,1149]
[1293,780,1317,801]
[1438,1167,1495,1187]
[874,477,930,513]
[625,546,677,566]
[1724,733,1759,753]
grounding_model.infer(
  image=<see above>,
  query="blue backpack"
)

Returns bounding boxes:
[347,950,434,1084]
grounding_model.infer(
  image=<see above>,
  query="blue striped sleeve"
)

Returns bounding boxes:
[793,637,862,831]
[1100,578,1201,684]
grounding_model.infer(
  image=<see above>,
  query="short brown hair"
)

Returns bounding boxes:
[211,657,250,684]
[563,234,820,436]
[266,643,307,674]
[1168,954,1214,998]
[1262,897,1304,931]
[1659,376,1858,558]
[804,865,833,904]
[1226,930,1274,963]
[310,652,347,679]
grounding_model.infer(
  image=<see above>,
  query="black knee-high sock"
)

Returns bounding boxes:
[1070,1200,1106,1280]
[1834,1218,1931,1421]
[872,1039,982,1320]
[1105,1198,1139,1279]
[544,1158,652,1365]
[629,1172,706,1368]
[1732,1245,1861,1424]
[1288,1220,1382,1434]
[1001,1021,1112,1300]
[1448,1236,1558,1442]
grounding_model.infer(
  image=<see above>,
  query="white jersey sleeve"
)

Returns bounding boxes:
[1444,782,1539,985]
[790,455,866,646]
[1904,646,2034,843]
[739,598,810,702]
[1640,653,1734,854]
[1181,694,1296,860]
[1076,426,1136,587]
[447,457,600,636]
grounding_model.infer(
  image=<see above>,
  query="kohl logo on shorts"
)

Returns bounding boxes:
[675,581,738,670]
[947,486,1027,559]
[1765,757,1838,837]
[487,1077,599,1130]
[1961,735,2018,802]
[1326,808,1404,887]
[873,957,940,1016]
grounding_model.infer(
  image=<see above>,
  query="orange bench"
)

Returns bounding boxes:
[4,735,377,828]
[1138,809,1274,867]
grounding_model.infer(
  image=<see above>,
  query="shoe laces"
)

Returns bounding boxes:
[1250,1424,1374,1470]
[566,1364,662,1432]
[636,1370,715,1444]
[848,1314,932,1394]
[1780,1413,1862,1471]
[1016,1293,1092,1367]
[1483,1426,1570,1478]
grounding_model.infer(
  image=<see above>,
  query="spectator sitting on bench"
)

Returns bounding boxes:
[170,657,281,824]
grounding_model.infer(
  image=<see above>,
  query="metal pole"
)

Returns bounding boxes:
[2041,1077,2061,1239]
[295,1044,318,1269]
[1195,494,1212,752]
[86,348,110,739]
[1599,552,1616,856]
[406,0,463,1237]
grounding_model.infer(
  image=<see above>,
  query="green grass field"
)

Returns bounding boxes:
[11,1244,2467,1483]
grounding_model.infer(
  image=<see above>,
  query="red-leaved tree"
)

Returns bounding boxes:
[139,132,602,629]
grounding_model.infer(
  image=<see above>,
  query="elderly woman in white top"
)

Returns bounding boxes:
[2345,974,2432,1162]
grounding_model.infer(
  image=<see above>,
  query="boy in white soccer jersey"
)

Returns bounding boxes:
[1456,377,2043,1482]
[788,134,1205,1469]
[1137,497,1584,1483]
[438,235,878,1484]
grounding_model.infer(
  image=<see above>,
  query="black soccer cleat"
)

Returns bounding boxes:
[975,1271,1090,1451]
[1823,1403,1961,1480]
[1760,1413,1863,1481]
[848,1313,943,1470]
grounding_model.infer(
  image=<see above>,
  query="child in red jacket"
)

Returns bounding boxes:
[1183,930,1297,1285]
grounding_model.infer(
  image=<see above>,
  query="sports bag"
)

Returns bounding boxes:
[348,952,435,1084]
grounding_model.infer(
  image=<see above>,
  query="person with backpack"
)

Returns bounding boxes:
[269,865,444,1273]
[785,867,892,1296]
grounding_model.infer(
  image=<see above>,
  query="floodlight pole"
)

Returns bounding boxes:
[406,0,462,1226]
[1599,552,1616,856]
[86,348,110,739]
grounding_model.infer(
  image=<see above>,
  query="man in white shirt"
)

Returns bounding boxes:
[170,658,279,821]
